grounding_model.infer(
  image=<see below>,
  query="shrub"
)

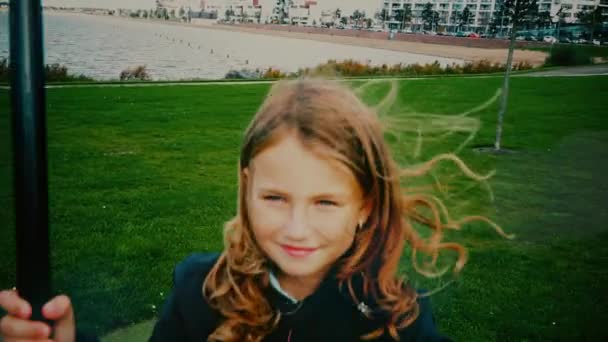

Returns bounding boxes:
[0,57,8,82]
[545,45,593,66]
[0,58,93,82]
[226,58,536,80]
[261,67,285,79]
[120,65,151,81]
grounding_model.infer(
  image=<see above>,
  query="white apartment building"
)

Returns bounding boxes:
[381,0,608,31]
[202,0,262,22]
[551,0,608,23]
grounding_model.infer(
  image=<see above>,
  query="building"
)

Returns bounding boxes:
[551,0,608,23]
[285,0,319,25]
[202,0,262,22]
[380,0,608,33]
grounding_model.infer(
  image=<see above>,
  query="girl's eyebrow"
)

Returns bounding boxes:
[258,187,350,200]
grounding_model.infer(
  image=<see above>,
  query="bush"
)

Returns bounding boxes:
[120,65,151,81]
[0,58,8,82]
[45,63,93,82]
[545,45,593,66]
[224,69,261,79]
[261,67,286,79]
[0,57,93,82]
[261,59,535,80]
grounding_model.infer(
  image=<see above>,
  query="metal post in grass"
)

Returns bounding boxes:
[9,0,51,321]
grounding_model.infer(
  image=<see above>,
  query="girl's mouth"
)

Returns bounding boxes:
[281,244,318,257]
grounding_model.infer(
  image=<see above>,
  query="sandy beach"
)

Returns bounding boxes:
[50,11,547,67]
[206,24,548,66]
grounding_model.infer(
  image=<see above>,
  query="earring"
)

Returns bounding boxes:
[357,220,364,232]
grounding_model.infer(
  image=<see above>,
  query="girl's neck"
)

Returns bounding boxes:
[277,271,327,301]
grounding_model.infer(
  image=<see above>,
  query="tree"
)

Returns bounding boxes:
[351,9,366,28]
[554,6,567,41]
[535,11,552,29]
[421,2,438,31]
[377,8,389,28]
[178,7,185,18]
[225,8,235,21]
[274,0,288,24]
[490,0,509,36]
[394,5,412,31]
[366,18,373,29]
[495,0,538,151]
[458,7,472,32]
[340,16,348,26]
[576,6,606,41]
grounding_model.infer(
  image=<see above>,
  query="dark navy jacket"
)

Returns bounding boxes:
[146,252,451,342]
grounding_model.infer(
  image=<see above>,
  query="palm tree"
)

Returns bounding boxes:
[535,11,552,29]
[576,6,605,41]
[459,7,472,32]
[421,2,435,31]
[395,5,412,31]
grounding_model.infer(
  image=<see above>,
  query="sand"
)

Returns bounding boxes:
[204,24,548,66]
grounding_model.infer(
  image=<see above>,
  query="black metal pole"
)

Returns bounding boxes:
[9,0,51,321]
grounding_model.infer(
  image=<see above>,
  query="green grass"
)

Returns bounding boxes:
[1,76,607,340]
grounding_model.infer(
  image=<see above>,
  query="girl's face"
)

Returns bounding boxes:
[245,134,369,283]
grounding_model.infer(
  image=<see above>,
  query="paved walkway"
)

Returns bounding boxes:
[521,64,608,77]
[1,68,606,91]
[101,319,156,342]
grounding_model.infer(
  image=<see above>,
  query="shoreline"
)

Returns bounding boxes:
[44,11,547,66]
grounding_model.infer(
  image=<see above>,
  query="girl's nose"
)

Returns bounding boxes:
[284,206,309,240]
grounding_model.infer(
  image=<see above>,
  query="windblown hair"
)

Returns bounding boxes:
[202,78,511,341]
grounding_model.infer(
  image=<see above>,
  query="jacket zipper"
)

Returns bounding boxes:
[287,329,293,342]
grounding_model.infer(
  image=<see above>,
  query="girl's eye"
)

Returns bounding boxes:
[317,199,338,207]
[263,195,284,202]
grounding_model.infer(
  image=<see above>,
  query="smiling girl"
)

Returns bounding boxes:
[0,79,505,341]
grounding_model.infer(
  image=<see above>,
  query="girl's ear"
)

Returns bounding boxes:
[358,198,373,225]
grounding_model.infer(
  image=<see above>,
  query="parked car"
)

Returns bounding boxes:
[592,39,601,46]
[456,31,469,37]
[558,37,572,43]
[516,35,526,41]
[423,30,437,35]
[468,32,480,38]
[543,36,557,43]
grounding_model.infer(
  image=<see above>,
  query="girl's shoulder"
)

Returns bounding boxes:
[173,252,221,289]
[149,252,222,341]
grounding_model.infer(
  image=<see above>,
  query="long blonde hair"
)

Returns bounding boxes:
[202,79,510,341]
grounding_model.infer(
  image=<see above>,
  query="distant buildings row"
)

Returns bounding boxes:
[151,0,607,32]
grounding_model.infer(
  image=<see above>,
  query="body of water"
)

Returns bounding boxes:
[0,11,463,80]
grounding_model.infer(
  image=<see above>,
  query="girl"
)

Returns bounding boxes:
[0,79,502,341]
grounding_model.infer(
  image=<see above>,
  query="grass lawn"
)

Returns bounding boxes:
[1,76,607,341]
